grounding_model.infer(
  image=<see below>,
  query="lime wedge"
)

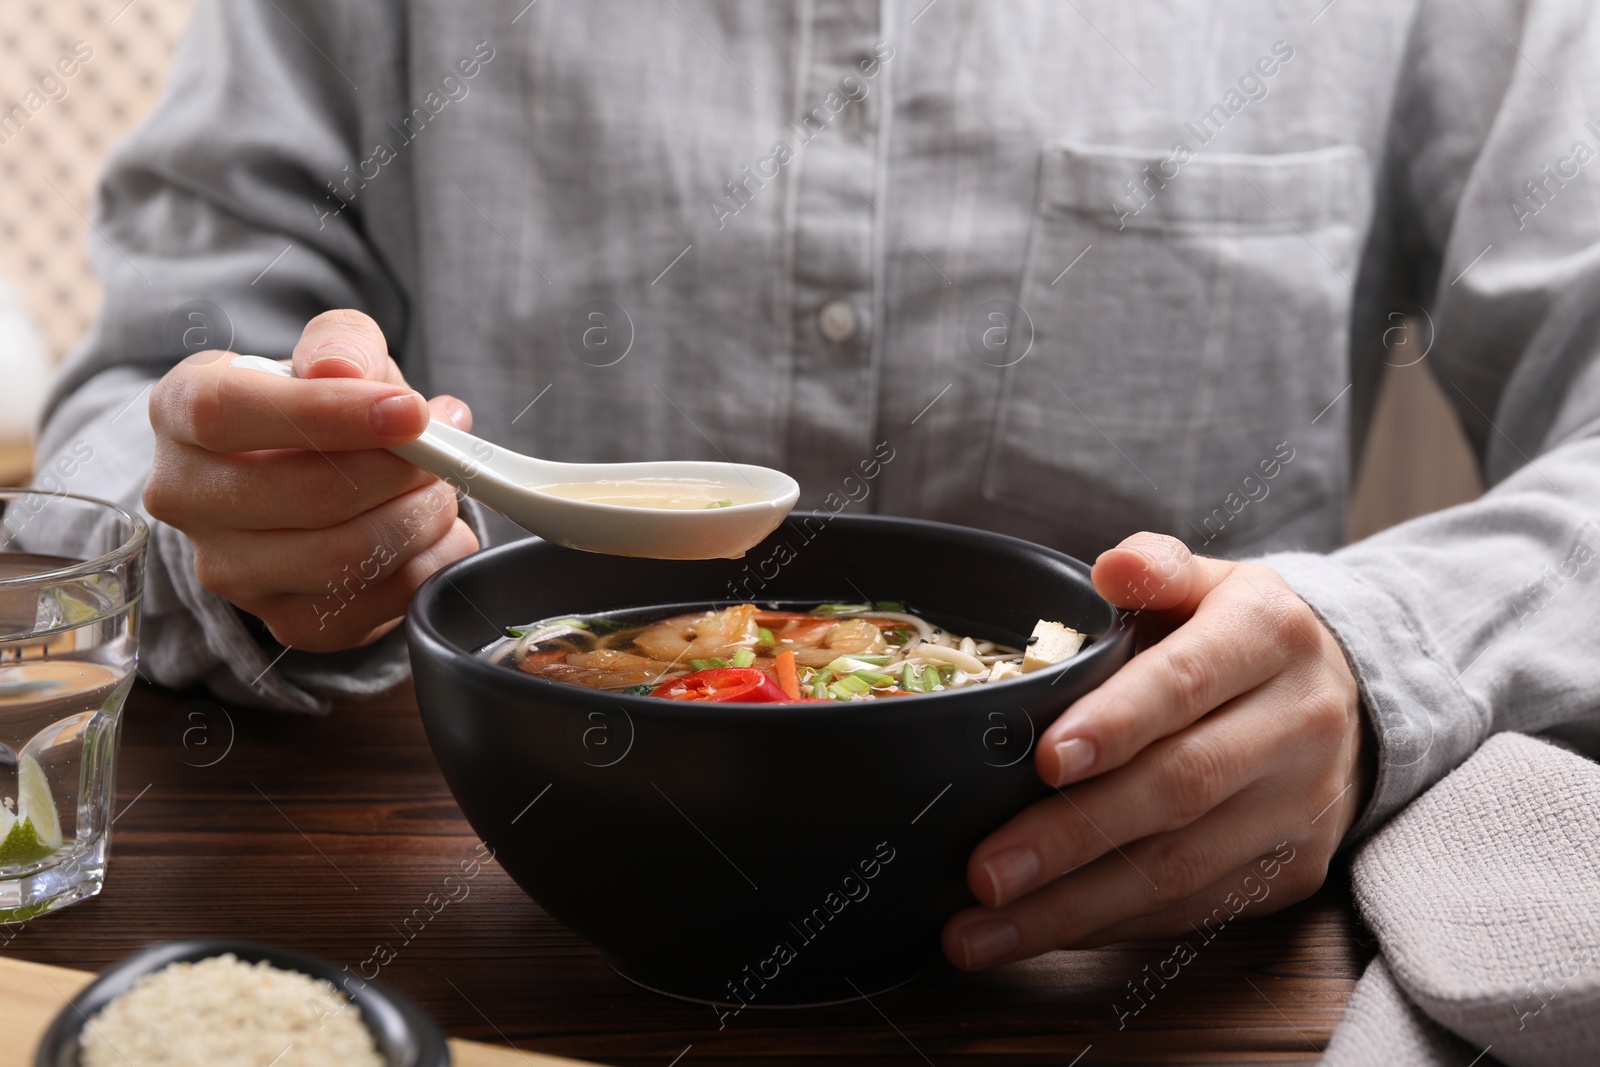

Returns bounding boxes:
[17,754,62,850]
[0,816,53,867]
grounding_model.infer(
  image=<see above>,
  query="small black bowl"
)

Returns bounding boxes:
[33,939,449,1067]
[408,513,1135,1007]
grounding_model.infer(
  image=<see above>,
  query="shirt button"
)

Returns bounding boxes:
[817,299,860,344]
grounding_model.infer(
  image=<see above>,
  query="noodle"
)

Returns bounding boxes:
[484,603,1086,702]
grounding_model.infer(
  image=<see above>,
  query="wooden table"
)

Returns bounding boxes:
[2,681,1372,1065]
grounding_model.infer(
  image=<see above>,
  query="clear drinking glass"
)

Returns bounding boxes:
[0,490,146,921]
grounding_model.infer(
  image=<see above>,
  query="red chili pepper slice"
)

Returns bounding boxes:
[652,667,790,703]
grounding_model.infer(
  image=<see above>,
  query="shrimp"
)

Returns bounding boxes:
[531,648,681,690]
[771,620,833,649]
[823,618,888,655]
[631,603,760,661]
[564,649,663,672]
[792,647,843,667]
[784,620,891,666]
[538,664,663,690]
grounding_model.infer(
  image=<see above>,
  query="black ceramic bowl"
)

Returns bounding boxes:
[33,939,449,1066]
[408,514,1134,1007]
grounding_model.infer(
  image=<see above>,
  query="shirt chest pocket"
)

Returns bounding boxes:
[981,141,1370,551]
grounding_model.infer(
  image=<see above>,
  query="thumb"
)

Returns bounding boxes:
[1091,531,1235,618]
[292,308,409,386]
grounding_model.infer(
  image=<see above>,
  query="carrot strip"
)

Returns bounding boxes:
[775,650,801,700]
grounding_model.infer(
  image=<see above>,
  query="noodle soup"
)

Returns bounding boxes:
[482,602,1087,702]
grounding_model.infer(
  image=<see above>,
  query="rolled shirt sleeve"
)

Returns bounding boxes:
[34,0,435,711]
[1259,0,1600,837]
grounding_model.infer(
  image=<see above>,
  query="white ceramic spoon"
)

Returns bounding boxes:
[229,355,798,559]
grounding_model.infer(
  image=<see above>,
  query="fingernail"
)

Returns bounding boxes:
[1053,737,1097,785]
[983,846,1040,906]
[958,917,1019,970]
[1125,546,1159,568]
[369,393,427,436]
[310,342,368,377]
[445,398,471,429]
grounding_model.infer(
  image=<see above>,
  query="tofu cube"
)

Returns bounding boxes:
[988,660,1024,683]
[1022,620,1086,672]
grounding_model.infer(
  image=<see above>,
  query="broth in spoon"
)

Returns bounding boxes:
[528,478,770,510]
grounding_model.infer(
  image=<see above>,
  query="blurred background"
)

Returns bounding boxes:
[0,0,190,480]
[0,0,1479,539]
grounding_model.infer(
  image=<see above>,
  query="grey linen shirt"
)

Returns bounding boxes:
[36,0,1600,839]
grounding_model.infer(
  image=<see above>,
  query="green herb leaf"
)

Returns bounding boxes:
[503,627,529,639]
[587,617,629,634]
[618,683,655,696]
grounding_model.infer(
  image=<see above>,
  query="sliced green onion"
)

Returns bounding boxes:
[705,499,734,508]
[903,663,945,693]
[901,664,925,692]
[757,627,775,647]
[816,599,907,615]
[809,668,834,699]
[588,617,629,634]
[729,648,756,668]
[828,674,873,700]
[825,655,885,675]
[503,627,529,639]
[689,657,729,671]
[851,670,895,688]
[814,602,872,616]
[552,617,590,630]
[883,627,911,646]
